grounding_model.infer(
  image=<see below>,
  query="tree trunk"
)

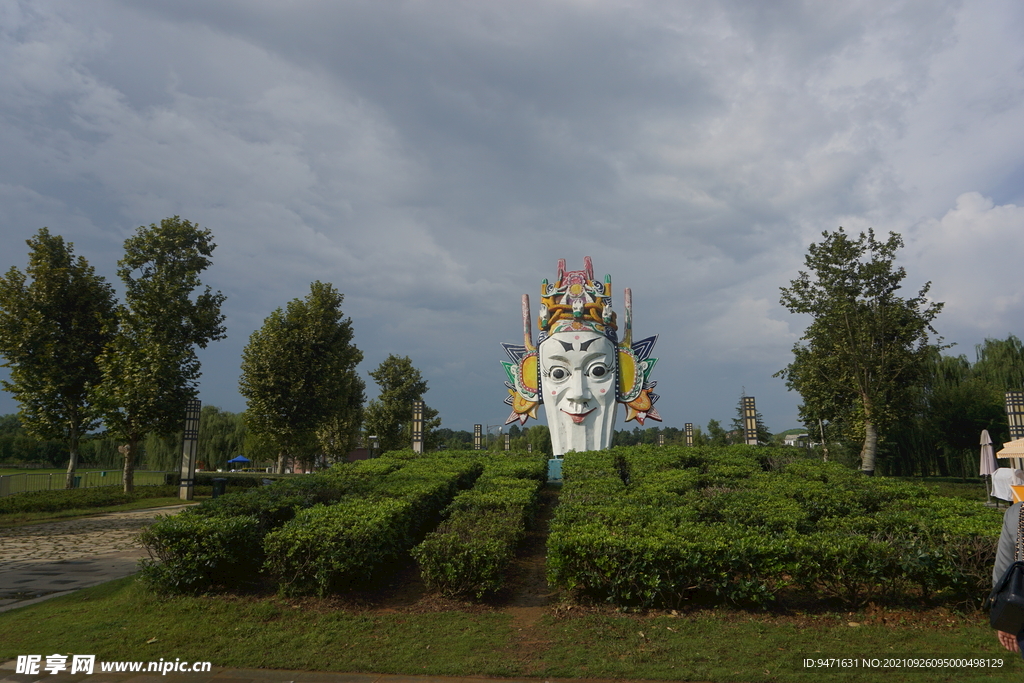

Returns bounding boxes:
[277,450,287,475]
[64,426,80,490]
[121,437,138,493]
[860,419,878,475]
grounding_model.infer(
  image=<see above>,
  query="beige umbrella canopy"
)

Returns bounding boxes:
[996,438,1024,459]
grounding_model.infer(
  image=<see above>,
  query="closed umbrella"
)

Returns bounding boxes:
[980,429,998,496]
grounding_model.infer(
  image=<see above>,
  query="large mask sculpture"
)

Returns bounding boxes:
[502,257,661,457]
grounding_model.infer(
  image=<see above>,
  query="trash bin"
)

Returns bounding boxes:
[212,478,227,498]
[72,476,82,489]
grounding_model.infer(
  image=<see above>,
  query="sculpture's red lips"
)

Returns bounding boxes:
[561,408,596,424]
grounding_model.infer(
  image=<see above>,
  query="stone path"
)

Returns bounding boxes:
[0,505,194,612]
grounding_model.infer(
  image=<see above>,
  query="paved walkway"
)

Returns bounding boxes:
[0,505,194,613]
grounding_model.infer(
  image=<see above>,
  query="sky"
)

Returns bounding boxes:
[1,0,1023,437]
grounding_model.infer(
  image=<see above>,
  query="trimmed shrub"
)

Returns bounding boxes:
[413,509,524,599]
[264,498,415,596]
[547,447,1003,609]
[412,451,547,599]
[547,520,794,608]
[262,455,484,596]
[138,513,262,594]
[138,458,412,595]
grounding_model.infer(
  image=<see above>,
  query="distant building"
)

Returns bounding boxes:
[784,433,810,448]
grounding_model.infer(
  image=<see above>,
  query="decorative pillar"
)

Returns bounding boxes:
[412,400,424,454]
[743,396,758,446]
[658,433,664,447]
[504,433,511,451]
[474,424,482,450]
[1007,391,1024,440]
[1006,392,1024,469]
[178,399,201,501]
[685,423,693,447]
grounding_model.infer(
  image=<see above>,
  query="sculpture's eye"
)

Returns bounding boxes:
[589,364,608,378]
[550,367,568,381]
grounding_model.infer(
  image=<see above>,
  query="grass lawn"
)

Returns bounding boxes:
[0,577,1017,682]
[0,496,207,528]
[0,467,75,474]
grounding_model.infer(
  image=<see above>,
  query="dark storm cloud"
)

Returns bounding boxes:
[1,0,1022,435]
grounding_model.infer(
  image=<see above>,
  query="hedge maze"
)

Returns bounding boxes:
[548,445,1000,608]
[139,445,1001,610]
[139,450,546,597]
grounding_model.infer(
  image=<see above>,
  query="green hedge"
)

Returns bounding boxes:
[263,455,484,596]
[547,446,1001,609]
[138,514,262,594]
[138,458,411,595]
[412,452,547,599]
[264,498,415,596]
[548,520,794,608]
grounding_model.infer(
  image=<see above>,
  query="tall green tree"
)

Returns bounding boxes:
[0,229,116,487]
[706,418,729,447]
[240,281,364,473]
[777,228,944,475]
[91,217,226,492]
[363,355,440,453]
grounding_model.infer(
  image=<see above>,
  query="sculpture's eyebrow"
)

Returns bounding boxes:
[579,338,598,351]
[545,350,610,366]
[557,340,574,352]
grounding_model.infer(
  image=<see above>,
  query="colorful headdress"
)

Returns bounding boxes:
[501,257,662,426]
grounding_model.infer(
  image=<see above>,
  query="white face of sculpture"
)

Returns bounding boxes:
[539,329,618,457]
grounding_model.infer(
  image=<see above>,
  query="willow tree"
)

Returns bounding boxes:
[91,217,226,492]
[240,281,364,473]
[777,228,944,475]
[974,336,1024,391]
[0,229,116,487]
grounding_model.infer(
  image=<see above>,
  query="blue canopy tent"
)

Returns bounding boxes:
[227,455,250,471]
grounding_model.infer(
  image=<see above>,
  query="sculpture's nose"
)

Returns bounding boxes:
[566,371,591,405]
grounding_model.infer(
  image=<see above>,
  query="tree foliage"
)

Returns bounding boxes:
[240,281,364,473]
[777,228,944,474]
[886,338,1020,477]
[706,419,729,447]
[973,336,1024,391]
[142,405,249,472]
[91,217,226,492]
[363,355,440,453]
[0,228,116,487]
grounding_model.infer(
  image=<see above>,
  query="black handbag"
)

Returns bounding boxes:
[989,504,1024,633]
